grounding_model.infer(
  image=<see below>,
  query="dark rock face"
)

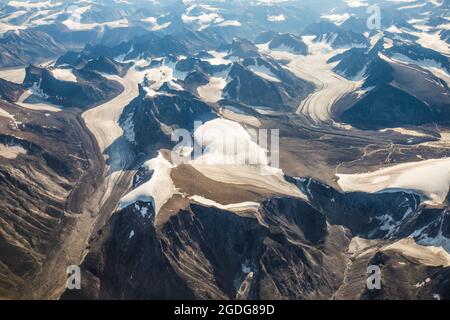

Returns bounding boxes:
[441,30,450,43]
[385,43,450,73]
[225,38,260,59]
[332,38,450,129]
[293,177,421,238]
[335,248,450,300]
[293,177,450,253]
[331,39,393,85]
[0,101,103,299]
[183,71,209,91]
[341,84,436,129]
[62,197,350,300]
[317,30,368,49]
[224,63,283,108]
[55,51,89,68]
[396,208,446,240]
[55,33,190,68]
[303,21,339,36]
[175,57,228,76]
[223,62,313,110]
[330,48,371,79]
[119,89,216,153]
[442,211,450,239]
[132,166,153,189]
[362,57,395,89]
[34,22,100,48]
[23,65,44,88]
[268,34,308,55]
[0,79,24,102]
[62,201,197,300]
[357,244,450,300]
[84,56,130,77]
[23,66,124,109]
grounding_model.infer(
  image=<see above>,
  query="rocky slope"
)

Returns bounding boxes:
[0,100,104,299]
[23,65,124,109]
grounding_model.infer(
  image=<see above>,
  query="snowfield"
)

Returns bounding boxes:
[388,53,450,87]
[189,118,306,199]
[192,118,268,166]
[82,69,141,154]
[220,106,261,127]
[51,68,77,83]
[189,195,260,212]
[119,153,177,215]
[0,67,26,84]
[337,158,450,205]
[408,28,450,56]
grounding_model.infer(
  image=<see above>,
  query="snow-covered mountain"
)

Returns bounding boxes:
[0,0,449,301]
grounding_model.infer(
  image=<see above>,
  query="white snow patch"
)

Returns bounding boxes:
[0,107,14,121]
[0,21,26,35]
[321,13,352,25]
[143,62,185,97]
[382,238,450,267]
[122,112,136,144]
[386,25,403,33]
[345,0,368,7]
[414,277,431,288]
[0,143,27,159]
[337,158,450,205]
[51,68,77,82]
[191,118,269,166]
[119,153,177,215]
[197,76,228,103]
[189,118,305,199]
[190,195,260,212]
[141,17,171,31]
[267,14,285,22]
[7,1,58,8]
[204,51,231,66]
